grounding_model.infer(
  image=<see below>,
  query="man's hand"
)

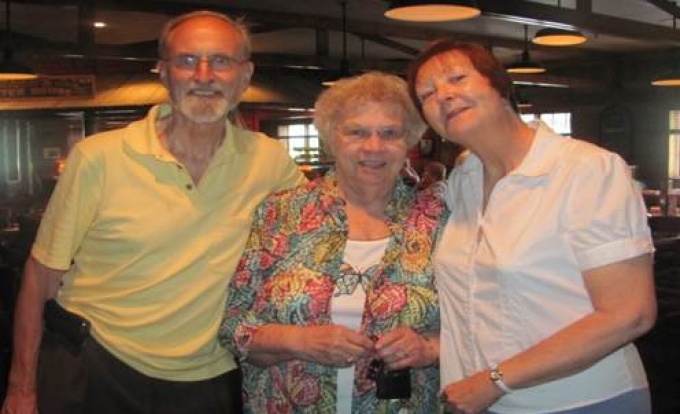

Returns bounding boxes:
[1,388,38,414]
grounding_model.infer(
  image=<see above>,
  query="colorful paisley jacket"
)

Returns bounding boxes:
[219,170,449,413]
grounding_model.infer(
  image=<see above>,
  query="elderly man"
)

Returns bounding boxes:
[2,11,304,414]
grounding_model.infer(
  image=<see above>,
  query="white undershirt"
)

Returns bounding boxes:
[332,238,389,414]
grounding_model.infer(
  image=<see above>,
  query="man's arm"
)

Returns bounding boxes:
[2,256,65,414]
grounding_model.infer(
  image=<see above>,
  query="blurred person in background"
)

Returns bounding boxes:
[418,160,447,199]
[400,158,421,188]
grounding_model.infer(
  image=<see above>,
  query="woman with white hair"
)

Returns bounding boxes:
[220,72,448,413]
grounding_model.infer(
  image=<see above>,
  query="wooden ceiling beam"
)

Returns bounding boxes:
[77,0,96,57]
[10,0,611,60]
[478,0,680,45]
[509,73,607,91]
[1,0,550,52]
[354,33,419,57]
[644,0,680,19]
[249,23,290,35]
[12,0,680,45]
[315,28,330,58]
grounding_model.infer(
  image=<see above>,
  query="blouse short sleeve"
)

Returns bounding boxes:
[563,147,653,271]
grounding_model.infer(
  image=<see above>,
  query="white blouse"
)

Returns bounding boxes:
[435,122,654,413]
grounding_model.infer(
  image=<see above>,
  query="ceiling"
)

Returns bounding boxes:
[3,0,680,109]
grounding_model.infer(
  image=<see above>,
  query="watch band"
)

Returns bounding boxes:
[489,365,514,393]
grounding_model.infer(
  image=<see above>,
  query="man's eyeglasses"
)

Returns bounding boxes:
[165,54,247,72]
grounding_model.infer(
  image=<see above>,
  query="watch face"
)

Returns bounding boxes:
[490,369,502,381]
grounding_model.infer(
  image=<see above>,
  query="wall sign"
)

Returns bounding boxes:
[0,75,95,100]
[599,104,633,162]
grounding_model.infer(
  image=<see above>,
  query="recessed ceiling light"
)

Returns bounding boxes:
[93,22,107,28]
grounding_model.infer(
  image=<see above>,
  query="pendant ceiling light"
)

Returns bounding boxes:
[514,87,532,111]
[531,1,586,47]
[532,27,587,47]
[517,98,532,110]
[507,25,546,74]
[322,0,351,86]
[651,68,680,86]
[651,13,680,86]
[0,0,37,81]
[384,0,481,23]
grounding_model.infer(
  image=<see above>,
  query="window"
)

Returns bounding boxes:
[277,123,321,163]
[520,112,572,135]
[520,113,536,124]
[669,110,680,178]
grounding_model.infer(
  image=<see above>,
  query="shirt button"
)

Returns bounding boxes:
[186,184,193,190]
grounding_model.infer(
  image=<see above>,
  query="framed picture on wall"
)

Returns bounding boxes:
[599,104,633,162]
[43,147,61,160]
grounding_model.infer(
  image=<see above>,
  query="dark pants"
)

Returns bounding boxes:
[37,330,242,414]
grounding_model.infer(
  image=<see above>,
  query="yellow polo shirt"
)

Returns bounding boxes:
[33,104,305,381]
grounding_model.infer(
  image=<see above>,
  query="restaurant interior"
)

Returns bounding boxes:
[0,0,679,411]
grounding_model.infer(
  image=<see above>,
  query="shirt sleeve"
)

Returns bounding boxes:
[277,151,307,190]
[218,198,274,360]
[31,144,102,270]
[260,132,307,192]
[564,148,653,271]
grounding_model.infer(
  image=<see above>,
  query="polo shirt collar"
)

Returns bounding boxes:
[124,103,247,159]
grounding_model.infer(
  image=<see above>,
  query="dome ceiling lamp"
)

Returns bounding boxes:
[514,87,532,111]
[384,0,481,23]
[0,0,37,81]
[507,25,546,74]
[532,28,587,47]
[652,7,680,86]
[651,67,680,86]
[531,0,587,47]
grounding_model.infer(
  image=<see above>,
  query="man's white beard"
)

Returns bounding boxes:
[179,95,230,124]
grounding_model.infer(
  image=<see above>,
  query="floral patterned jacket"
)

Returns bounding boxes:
[219,170,449,413]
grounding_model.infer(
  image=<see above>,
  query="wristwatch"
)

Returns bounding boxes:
[489,365,513,393]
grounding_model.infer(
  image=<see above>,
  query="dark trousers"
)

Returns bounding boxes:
[38,330,243,414]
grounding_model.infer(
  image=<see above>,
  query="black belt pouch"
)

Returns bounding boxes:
[43,299,91,355]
